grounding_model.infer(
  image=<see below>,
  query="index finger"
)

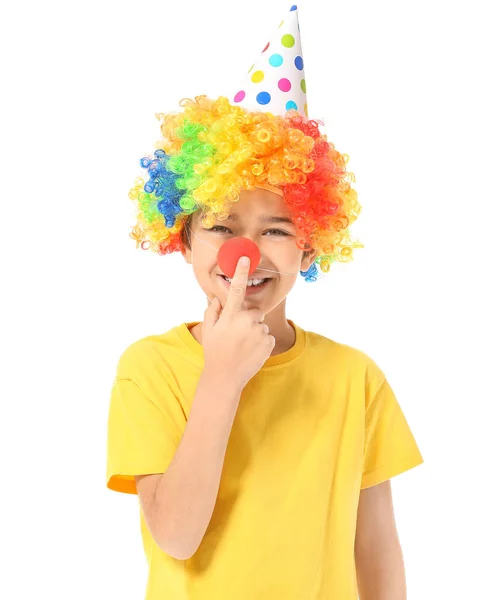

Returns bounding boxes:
[224,256,250,314]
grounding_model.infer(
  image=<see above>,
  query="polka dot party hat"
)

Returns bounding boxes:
[232,5,308,117]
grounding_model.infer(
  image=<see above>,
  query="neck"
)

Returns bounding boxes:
[259,300,295,355]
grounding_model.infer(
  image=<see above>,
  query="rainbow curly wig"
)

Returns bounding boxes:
[128,95,362,282]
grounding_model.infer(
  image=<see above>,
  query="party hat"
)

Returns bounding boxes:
[231,5,308,117]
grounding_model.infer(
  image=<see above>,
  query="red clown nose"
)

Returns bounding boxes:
[217,237,261,278]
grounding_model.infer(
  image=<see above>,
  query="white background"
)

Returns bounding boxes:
[1,0,493,597]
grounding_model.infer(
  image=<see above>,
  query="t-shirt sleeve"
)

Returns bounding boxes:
[361,377,424,489]
[106,376,184,495]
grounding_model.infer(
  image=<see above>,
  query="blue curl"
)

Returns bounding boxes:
[300,262,318,282]
[140,149,184,228]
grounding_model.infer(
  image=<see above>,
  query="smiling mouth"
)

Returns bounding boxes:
[218,274,272,288]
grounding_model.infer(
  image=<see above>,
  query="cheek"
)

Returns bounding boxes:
[191,252,217,282]
[273,244,303,268]
[262,238,296,254]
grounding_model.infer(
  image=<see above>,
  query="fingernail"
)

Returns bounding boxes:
[240,257,249,266]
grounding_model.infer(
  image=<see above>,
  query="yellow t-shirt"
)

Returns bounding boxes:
[106,320,424,599]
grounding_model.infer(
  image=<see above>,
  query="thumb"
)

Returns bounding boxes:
[203,296,222,336]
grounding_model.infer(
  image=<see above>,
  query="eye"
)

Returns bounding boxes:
[265,229,290,237]
[204,226,232,233]
[204,226,291,237]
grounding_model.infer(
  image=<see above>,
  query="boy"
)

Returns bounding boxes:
[106,6,424,599]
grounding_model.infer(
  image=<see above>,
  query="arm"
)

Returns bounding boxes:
[354,480,407,600]
[134,258,272,561]
[135,370,242,561]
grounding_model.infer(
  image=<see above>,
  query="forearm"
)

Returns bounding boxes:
[154,370,242,559]
[355,539,407,600]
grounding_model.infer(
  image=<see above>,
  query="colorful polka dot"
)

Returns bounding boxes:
[278,78,291,92]
[269,54,283,67]
[282,34,295,48]
[234,90,246,103]
[278,20,284,28]
[234,11,306,116]
[304,102,308,115]
[256,92,271,105]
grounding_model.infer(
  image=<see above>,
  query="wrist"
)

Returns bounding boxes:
[201,366,244,397]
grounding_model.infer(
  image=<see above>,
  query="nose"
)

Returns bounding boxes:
[217,237,261,278]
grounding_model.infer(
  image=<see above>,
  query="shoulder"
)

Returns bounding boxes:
[304,328,387,396]
[305,329,381,372]
[115,324,184,379]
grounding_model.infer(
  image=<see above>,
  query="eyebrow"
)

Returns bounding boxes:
[224,214,295,225]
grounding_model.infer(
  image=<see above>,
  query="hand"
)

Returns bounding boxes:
[202,257,276,390]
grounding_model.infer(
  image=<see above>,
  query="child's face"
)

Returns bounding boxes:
[182,188,316,312]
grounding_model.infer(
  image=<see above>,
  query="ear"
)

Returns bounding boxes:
[180,214,197,265]
[300,247,317,272]
[180,221,193,265]
[181,241,192,265]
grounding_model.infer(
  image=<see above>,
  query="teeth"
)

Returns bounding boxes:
[224,276,268,286]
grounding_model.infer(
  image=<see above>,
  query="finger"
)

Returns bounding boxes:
[224,256,250,314]
[248,309,265,323]
[203,297,221,336]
